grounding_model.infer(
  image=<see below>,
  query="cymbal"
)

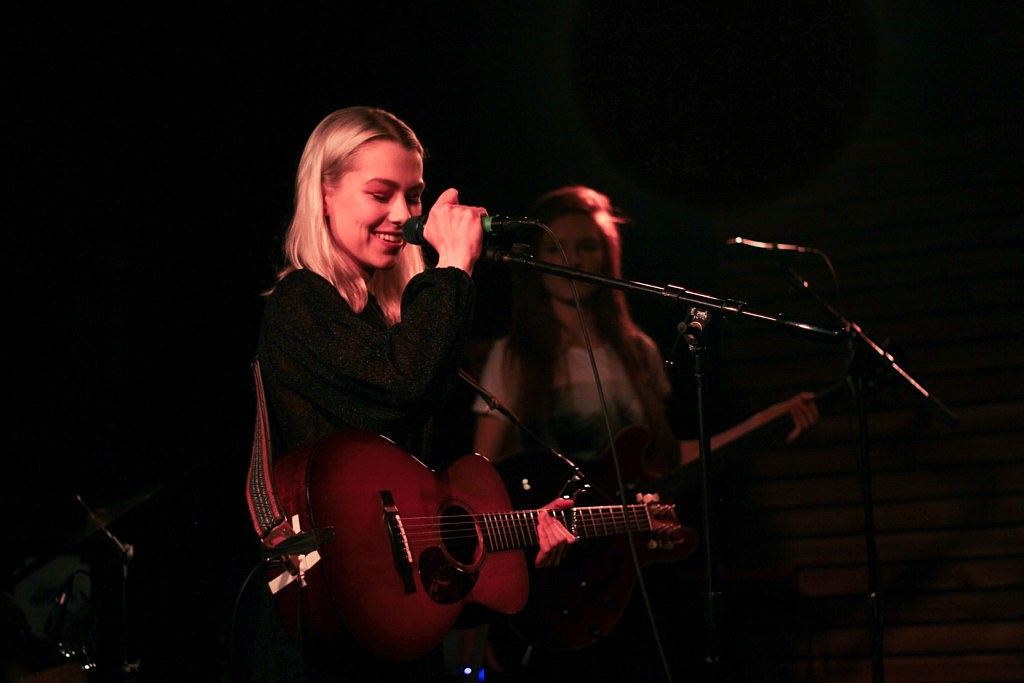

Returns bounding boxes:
[68,482,165,548]
[8,484,162,584]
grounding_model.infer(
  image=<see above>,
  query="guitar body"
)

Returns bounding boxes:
[495,426,698,652]
[270,430,529,661]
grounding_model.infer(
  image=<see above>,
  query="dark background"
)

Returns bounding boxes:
[4,1,1017,680]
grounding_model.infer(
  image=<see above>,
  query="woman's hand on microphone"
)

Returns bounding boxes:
[422,188,484,274]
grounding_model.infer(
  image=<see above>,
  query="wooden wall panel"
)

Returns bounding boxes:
[688,4,1024,679]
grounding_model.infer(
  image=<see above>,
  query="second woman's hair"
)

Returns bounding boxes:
[504,185,678,472]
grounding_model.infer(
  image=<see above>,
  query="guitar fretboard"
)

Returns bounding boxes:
[480,504,655,553]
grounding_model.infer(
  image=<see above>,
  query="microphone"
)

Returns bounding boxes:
[725,236,815,253]
[401,215,536,246]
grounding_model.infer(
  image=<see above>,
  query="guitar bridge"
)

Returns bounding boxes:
[380,490,416,593]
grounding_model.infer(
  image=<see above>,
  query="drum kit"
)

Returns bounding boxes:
[5,487,158,682]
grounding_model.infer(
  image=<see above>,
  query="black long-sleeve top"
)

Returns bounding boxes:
[256,266,475,466]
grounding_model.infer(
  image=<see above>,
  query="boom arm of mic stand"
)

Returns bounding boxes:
[490,249,848,343]
[781,266,958,427]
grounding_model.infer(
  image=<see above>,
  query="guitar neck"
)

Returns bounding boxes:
[704,380,848,454]
[480,504,652,553]
[708,401,794,453]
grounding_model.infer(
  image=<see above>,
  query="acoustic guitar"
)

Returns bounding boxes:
[268,429,690,661]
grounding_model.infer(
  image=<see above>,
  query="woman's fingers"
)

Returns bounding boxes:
[534,498,575,568]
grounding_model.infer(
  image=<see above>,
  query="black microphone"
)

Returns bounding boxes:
[725,236,815,253]
[401,215,536,246]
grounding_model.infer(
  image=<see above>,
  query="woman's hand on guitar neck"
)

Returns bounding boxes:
[781,391,820,444]
[678,390,822,467]
[636,492,676,551]
[535,497,576,568]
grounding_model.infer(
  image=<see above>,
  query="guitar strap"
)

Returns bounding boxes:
[245,357,297,556]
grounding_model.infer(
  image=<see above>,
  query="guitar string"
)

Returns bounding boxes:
[400,521,655,539]
[394,507,673,545]
[396,504,667,526]
[396,506,668,530]
[394,525,683,551]
[398,511,655,534]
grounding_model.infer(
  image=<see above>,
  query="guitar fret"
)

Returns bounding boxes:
[570,504,657,539]
[498,511,511,551]
[481,513,494,552]
[522,510,537,548]
[512,511,521,549]
[589,507,600,537]
[498,512,510,551]
[496,512,510,551]
[502,511,514,550]
[489,512,506,552]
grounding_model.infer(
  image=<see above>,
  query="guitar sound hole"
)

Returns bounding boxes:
[439,503,480,567]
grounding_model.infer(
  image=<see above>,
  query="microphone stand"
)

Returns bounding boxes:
[458,369,590,498]
[489,246,846,678]
[780,265,957,683]
[678,306,725,677]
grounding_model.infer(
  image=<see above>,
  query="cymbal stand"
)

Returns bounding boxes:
[76,494,140,681]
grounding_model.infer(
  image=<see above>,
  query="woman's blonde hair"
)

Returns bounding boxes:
[271,106,427,324]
